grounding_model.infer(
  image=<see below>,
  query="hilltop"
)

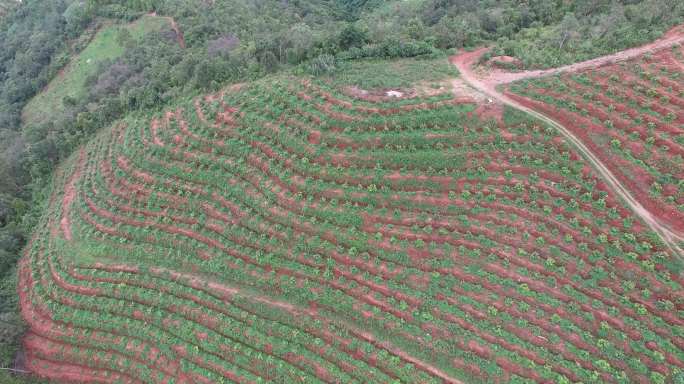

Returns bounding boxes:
[19,66,684,382]
[2,1,684,383]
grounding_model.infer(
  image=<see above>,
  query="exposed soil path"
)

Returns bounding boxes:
[148,12,185,48]
[450,26,684,258]
[60,149,85,241]
[168,17,185,48]
[458,25,684,87]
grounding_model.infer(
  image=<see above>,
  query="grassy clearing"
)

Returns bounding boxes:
[323,56,457,89]
[21,15,170,127]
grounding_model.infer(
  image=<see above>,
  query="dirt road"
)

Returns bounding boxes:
[450,28,684,257]
[462,25,684,86]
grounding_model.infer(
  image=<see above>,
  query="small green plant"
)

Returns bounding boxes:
[308,54,337,76]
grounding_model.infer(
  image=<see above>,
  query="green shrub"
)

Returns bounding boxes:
[308,54,337,76]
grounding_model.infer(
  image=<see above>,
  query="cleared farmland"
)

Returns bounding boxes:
[20,75,684,383]
[506,45,684,236]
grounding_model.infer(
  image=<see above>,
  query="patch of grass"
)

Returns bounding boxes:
[324,56,457,89]
[0,372,46,384]
[22,15,170,127]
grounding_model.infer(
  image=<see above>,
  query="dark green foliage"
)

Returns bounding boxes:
[0,0,87,129]
[359,0,683,68]
[338,24,368,50]
[490,1,684,68]
[308,54,337,75]
[334,0,382,21]
[340,39,437,60]
[87,0,161,14]
[259,51,280,73]
[0,6,93,344]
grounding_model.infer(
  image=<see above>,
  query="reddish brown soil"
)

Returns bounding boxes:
[506,91,684,235]
[452,24,684,87]
[21,30,684,382]
[449,25,684,254]
[60,150,85,241]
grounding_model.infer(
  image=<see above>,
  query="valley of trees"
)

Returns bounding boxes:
[0,0,682,378]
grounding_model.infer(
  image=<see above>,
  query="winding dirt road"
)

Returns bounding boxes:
[461,25,684,87]
[450,27,684,257]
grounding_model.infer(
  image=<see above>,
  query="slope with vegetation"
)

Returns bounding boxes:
[2,0,684,381]
[18,69,684,382]
[506,42,684,236]
[22,14,174,128]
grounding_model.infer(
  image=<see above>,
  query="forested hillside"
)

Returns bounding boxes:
[1,0,683,380]
[0,1,16,18]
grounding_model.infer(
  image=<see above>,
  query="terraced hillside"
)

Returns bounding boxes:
[506,44,684,235]
[20,75,684,383]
